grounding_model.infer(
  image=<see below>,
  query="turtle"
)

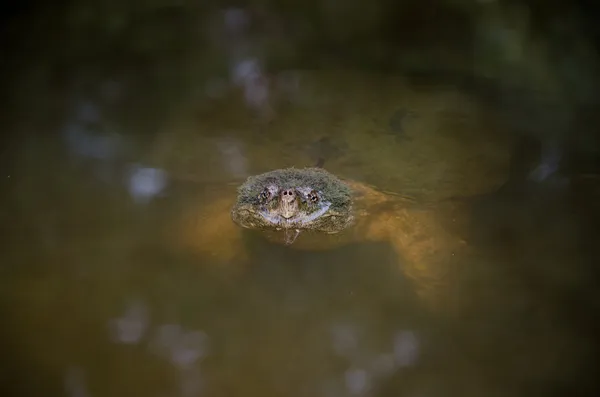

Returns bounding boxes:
[170,164,471,310]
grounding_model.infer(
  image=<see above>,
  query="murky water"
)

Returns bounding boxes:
[2,67,599,397]
[3,5,600,397]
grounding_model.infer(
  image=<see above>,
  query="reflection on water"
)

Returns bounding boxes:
[109,300,149,345]
[2,20,600,397]
[126,165,168,205]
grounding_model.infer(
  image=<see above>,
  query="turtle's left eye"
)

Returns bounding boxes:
[308,190,319,203]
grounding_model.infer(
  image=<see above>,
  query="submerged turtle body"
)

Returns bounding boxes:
[173,167,468,308]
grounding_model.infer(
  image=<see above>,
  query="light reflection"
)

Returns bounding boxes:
[528,143,564,183]
[214,136,248,179]
[64,101,122,161]
[109,300,149,345]
[326,322,421,395]
[62,99,125,185]
[393,330,419,368]
[150,324,210,369]
[126,164,168,204]
[231,57,272,116]
[344,368,370,395]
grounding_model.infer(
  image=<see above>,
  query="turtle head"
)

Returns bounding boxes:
[231,167,354,234]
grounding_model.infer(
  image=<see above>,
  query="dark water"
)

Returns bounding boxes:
[2,4,600,397]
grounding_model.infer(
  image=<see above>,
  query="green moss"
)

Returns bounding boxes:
[238,167,353,206]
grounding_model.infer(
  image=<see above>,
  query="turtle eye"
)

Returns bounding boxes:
[308,190,319,203]
[258,188,271,202]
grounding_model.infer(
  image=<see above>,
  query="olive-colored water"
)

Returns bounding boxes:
[2,25,600,397]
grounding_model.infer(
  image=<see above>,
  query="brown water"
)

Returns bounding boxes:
[2,15,600,397]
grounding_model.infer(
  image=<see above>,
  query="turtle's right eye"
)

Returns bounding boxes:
[258,188,271,202]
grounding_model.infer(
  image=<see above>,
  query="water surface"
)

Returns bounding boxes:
[2,32,599,397]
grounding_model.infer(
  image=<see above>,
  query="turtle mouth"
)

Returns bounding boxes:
[259,201,332,227]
